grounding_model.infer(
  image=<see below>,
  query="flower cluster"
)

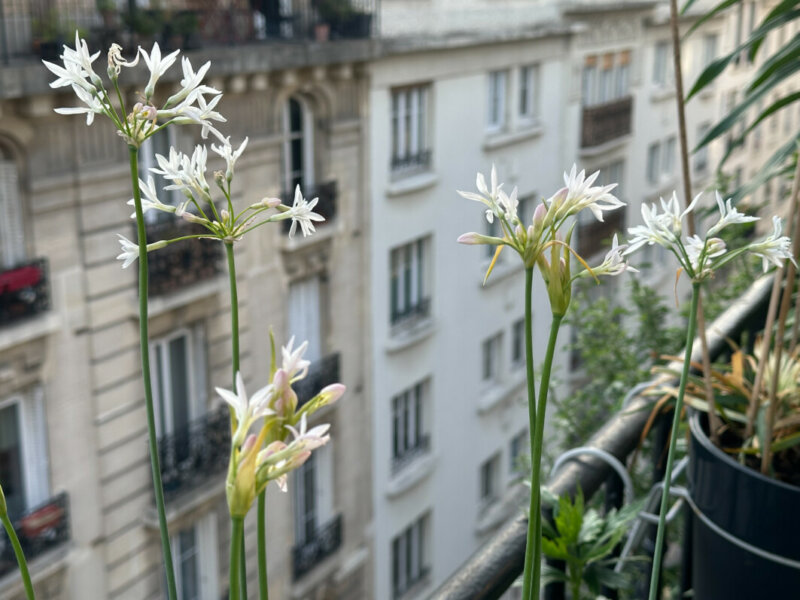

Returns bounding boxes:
[217,337,345,517]
[626,191,794,281]
[458,164,633,315]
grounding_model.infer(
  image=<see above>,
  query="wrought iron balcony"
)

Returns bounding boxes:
[580,96,633,149]
[281,181,338,234]
[576,207,626,258]
[0,1,377,64]
[295,352,341,409]
[158,405,231,501]
[391,149,433,174]
[292,514,343,580]
[0,258,50,326]
[390,297,431,328]
[392,434,431,475]
[144,216,222,297]
[0,493,69,578]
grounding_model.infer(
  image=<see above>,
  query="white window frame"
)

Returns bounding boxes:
[390,237,430,326]
[288,276,323,363]
[653,41,672,86]
[0,388,49,517]
[150,326,207,439]
[487,70,508,133]
[509,429,528,478]
[663,137,677,177]
[511,318,525,369]
[482,332,503,383]
[282,96,315,193]
[479,453,501,508]
[391,514,428,598]
[391,84,430,173]
[293,441,334,545]
[518,64,539,122]
[170,513,219,600]
[647,142,662,185]
[702,33,719,69]
[0,152,26,268]
[391,380,426,463]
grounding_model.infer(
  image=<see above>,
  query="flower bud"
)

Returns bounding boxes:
[533,202,547,225]
[261,197,282,208]
[221,209,230,222]
[318,383,346,406]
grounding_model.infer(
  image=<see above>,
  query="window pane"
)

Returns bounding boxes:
[179,528,199,600]
[0,403,24,517]
[169,336,191,433]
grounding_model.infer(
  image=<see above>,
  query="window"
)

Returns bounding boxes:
[582,51,632,106]
[616,51,631,98]
[663,136,677,177]
[391,84,431,173]
[647,142,662,185]
[702,34,718,68]
[289,276,323,363]
[0,390,48,520]
[390,237,430,326]
[150,327,207,440]
[485,217,503,260]
[511,318,525,368]
[519,65,539,121]
[487,70,508,132]
[0,146,25,268]
[170,514,219,600]
[482,332,503,382]
[391,514,429,598]
[581,56,598,106]
[599,54,614,104]
[294,443,334,546]
[283,96,314,193]
[391,380,428,472]
[653,41,673,86]
[518,194,536,226]
[509,429,528,478]
[479,453,501,507]
[695,123,711,173]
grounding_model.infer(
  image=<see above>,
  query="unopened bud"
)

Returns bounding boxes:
[221,209,230,222]
[533,202,547,225]
[182,212,205,224]
[318,383,346,406]
[214,171,225,187]
[261,197,282,208]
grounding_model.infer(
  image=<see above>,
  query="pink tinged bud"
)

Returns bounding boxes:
[289,450,312,469]
[533,202,547,224]
[262,197,282,208]
[241,433,258,454]
[320,383,346,405]
[515,224,524,238]
[458,232,481,245]
[182,212,205,224]
[133,102,144,113]
[273,368,288,390]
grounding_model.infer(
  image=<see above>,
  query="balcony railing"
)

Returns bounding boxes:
[391,149,433,174]
[576,207,626,258]
[292,514,343,580]
[0,0,376,64]
[0,258,50,326]
[295,352,341,409]
[144,216,222,297]
[430,276,773,599]
[580,96,633,148]
[390,297,431,328]
[158,405,231,501]
[281,181,338,234]
[392,434,431,475]
[0,493,70,578]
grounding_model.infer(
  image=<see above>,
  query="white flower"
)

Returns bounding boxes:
[215,372,275,447]
[457,165,502,224]
[593,234,638,277]
[53,83,107,125]
[626,191,700,256]
[127,176,176,218]
[285,414,331,451]
[686,235,727,272]
[43,54,96,94]
[211,137,248,183]
[152,145,211,203]
[749,216,796,272]
[139,42,180,100]
[116,235,139,268]
[707,191,759,236]
[161,93,226,141]
[661,190,701,236]
[164,57,220,109]
[545,165,624,223]
[282,336,311,382]
[107,43,139,77]
[288,185,325,238]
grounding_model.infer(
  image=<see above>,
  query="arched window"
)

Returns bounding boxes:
[0,144,25,268]
[282,96,315,194]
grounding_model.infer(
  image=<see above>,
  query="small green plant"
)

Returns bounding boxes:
[541,487,644,600]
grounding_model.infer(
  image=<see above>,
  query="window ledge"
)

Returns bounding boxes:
[0,543,70,597]
[482,123,543,151]
[141,471,226,530]
[578,134,632,158]
[0,311,61,354]
[477,369,527,415]
[475,482,526,536]
[146,275,225,318]
[386,171,439,198]
[280,220,339,251]
[385,452,436,499]
[650,85,676,102]
[386,316,436,354]
[480,258,524,288]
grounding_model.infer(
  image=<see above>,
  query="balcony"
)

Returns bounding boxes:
[295,352,341,409]
[576,207,626,258]
[158,405,230,501]
[281,181,338,235]
[391,149,433,176]
[580,96,633,149]
[144,217,222,297]
[390,297,431,329]
[392,434,431,475]
[0,493,69,578]
[292,514,343,580]
[0,258,50,327]
[0,0,376,64]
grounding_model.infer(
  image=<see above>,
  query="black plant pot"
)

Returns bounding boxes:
[688,411,800,597]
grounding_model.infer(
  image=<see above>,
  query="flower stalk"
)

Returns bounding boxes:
[0,484,35,600]
[129,146,178,600]
[229,516,245,600]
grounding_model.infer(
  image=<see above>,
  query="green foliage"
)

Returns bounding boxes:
[541,487,645,600]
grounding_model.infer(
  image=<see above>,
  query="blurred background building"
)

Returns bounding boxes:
[0,0,793,598]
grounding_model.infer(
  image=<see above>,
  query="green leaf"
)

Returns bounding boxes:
[771,430,800,452]
[730,135,800,202]
[687,54,736,101]
[748,32,800,92]
[685,0,742,38]
[541,564,569,586]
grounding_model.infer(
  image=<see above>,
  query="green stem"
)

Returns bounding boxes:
[128,146,178,600]
[521,268,538,600]
[1,513,35,600]
[647,282,700,600]
[229,517,244,600]
[258,491,269,600]
[224,242,249,599]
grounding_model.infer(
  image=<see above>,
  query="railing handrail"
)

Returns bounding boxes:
[428,275,774,599]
